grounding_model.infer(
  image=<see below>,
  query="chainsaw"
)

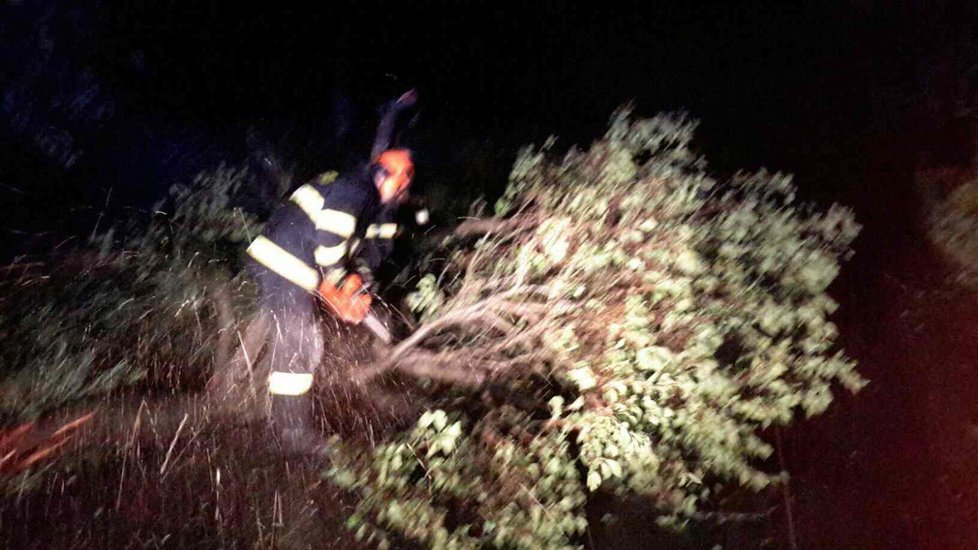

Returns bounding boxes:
[351,284,393,344]
[362,309,392,344]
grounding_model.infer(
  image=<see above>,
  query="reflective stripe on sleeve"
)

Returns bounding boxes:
[314,242,347,266]
[268,371,314,396]
[290,186,357,238]
[316,172,338,185]
[246,235,320,293]
[365,223,398,239]
[316,209,357,237]
[289,185,325,220]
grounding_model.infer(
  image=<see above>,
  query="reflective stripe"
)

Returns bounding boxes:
[247,235,319,293]
[314,242,347,266]
[316,209,357,237]
[268,371,314,396]
[290,186,357,238]
[316,171,338,185]
[365,223,398,239]
[289,185,325,221]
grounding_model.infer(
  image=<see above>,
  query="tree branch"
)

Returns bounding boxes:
[386,360,489,387]
[453,217,527,238]
[356,285,558,388]
[689,507,776,524]
[356,349,521,387]
[391,286,550,358]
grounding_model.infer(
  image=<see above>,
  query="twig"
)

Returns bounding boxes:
[0,450,17,471]
[776,427,799,550]
[51,411,95,437]
[116,399,147,510]
[0,424,34,452]
[16,435,74,470]
[690,507,776,524]
[0,411,96,473]
[237,330,258,400]
[159,412,190,478]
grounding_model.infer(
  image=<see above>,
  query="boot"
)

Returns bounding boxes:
[270,393,332,459]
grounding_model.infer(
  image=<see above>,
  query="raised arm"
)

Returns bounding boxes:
[370,89,418,160]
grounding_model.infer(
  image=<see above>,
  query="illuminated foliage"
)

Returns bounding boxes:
[329,109,863,548]
[0,108,863,547]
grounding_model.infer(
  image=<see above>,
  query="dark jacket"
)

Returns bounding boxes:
[246,167,398,293]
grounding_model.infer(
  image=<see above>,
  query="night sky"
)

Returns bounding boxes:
[1,1,977,257]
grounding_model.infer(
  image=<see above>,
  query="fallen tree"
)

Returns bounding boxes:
[0,107,864,547]
[327,110,865,549]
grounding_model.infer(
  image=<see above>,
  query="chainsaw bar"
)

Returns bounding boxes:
[363,312,392,344]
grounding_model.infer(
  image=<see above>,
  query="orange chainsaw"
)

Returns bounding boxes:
[319,274,392,344]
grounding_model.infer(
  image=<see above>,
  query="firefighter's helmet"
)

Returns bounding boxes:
[375,149,414,204]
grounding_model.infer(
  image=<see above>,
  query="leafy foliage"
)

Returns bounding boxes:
[0,165,260,421]
[916,167,978,291]
[0,107,864,547]
[328,110,863,549]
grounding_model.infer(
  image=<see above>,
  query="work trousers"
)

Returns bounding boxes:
[252,265,324,380]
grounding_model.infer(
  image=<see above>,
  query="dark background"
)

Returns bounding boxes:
[3,2,978,548]
[3,0,976,256]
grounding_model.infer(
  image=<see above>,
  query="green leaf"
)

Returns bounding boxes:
[587,470,602,491]
[418,411,434,430]
[432,410,448,432]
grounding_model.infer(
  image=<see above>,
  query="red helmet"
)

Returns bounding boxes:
[375,149,414,204]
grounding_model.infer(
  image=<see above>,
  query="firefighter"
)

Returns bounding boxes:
[244,148,414,456]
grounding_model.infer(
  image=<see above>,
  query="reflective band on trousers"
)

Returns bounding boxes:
[268,371,314,396]
[247,235,319,293]
[314,242,347,266]
[365,223,398,239]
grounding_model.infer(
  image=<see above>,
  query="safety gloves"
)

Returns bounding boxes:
[318,273,372,324]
